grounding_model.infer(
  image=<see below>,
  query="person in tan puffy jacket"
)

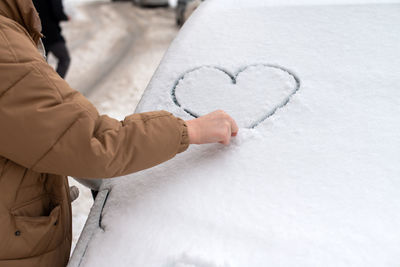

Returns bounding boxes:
[0,0,238,266]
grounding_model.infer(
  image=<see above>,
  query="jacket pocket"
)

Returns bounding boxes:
[9,194,65,259]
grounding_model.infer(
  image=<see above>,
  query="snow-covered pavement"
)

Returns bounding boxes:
[50,1,178,251]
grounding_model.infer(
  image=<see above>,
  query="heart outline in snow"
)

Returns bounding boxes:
[171,64,301,128]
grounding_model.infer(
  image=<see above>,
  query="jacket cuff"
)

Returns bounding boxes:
[177,118,190,153]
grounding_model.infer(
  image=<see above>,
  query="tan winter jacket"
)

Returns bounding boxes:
[0,0,189,266]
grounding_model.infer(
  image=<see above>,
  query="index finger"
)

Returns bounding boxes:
[228,115,239,136]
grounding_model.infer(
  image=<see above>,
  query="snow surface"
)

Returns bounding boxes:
[79,1,400,266]
[173,65,299,128]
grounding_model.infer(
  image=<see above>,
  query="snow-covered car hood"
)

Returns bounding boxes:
[70,0,400,266]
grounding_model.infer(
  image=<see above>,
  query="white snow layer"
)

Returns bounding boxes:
[80,1,400,267]
[174,65,299,128]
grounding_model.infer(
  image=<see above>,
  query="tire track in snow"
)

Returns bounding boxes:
[66,2,175,96]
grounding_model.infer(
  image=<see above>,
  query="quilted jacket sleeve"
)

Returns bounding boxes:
[0,18,189,178]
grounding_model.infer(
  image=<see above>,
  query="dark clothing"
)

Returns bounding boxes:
[46,41,70,78]
[33,0,68,47]
[34,0,70,78]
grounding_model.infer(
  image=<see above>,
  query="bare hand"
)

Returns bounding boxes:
[186,110,239,145]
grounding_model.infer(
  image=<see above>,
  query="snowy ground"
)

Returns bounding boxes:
[49,0,178,251]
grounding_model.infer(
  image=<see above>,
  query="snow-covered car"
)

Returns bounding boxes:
[69,0,400,266]
[131,0,169,7]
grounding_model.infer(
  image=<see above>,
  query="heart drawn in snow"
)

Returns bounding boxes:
[172,64,300,128]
